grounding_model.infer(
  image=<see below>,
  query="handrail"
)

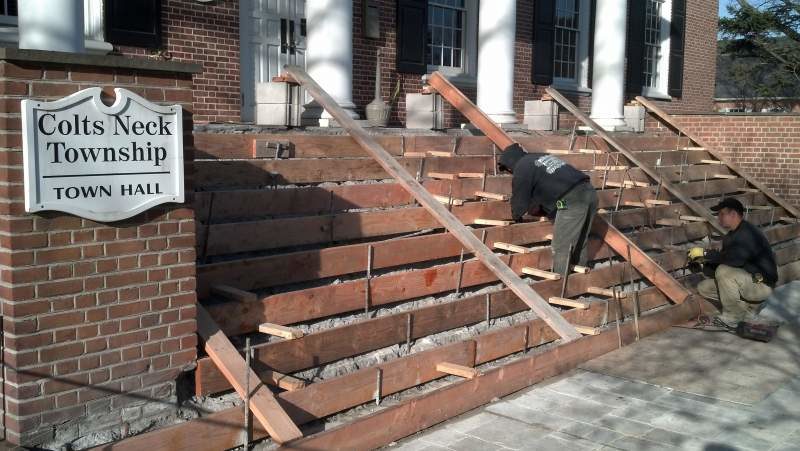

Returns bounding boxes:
[635,95,800,219]
[545,87,726,235]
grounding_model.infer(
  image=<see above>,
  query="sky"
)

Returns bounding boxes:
[719,0,735,18]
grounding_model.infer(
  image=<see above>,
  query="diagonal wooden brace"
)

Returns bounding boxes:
[196,306,302,443]
[425,72,692,306]
[545,87,725,234]
[281,66,582,342]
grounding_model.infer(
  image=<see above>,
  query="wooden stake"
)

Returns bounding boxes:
[436,362,479,379]
[492,242,530,254]
[258,323,304,340]
[475,191,508,201]
[587,286,628,299]
[455,248,465,296]
[428,172,459,180]
[365,245,373,316]
[521,267,561,280]
[485,294,491,324]
[243,338,251,451]
[473,218,513,226]
[548,297,590,310]
[574,325,601,336]
[375,368,383,406]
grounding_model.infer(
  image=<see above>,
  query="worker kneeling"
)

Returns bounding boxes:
[498,144,598,275]
[689,198,777,326]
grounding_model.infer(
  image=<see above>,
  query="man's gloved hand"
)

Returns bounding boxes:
[687,247,705,262]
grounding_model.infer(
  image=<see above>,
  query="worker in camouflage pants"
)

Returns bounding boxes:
[498,143,598,275]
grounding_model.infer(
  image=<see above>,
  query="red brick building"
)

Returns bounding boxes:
[21,0,717,126]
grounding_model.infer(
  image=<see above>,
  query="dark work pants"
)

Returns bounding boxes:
[551,182,598,275]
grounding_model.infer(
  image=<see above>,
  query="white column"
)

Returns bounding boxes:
[476,0,517,124]
[19,0,85,53]
[304,0,358,126]
[589,0,628,130]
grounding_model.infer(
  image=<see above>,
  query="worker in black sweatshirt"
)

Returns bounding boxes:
[689,198,777,325]
[498,143,598,275]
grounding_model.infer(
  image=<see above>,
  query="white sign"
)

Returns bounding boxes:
[21,88,184,222]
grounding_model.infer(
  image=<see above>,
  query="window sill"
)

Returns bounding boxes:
[641,89,672,101]
[551,82,592,96]
[423,72,477,89]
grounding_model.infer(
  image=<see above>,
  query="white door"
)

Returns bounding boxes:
[240,0,307,122]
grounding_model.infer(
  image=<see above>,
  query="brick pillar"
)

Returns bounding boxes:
[0,49,199,447]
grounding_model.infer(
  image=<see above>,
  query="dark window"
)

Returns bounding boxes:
[0,0,18,16]
[397,0,428,74]
[106,0,162,48]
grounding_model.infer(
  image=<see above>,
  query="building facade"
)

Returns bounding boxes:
[0,0,718,126]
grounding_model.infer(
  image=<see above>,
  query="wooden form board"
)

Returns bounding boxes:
[97,273,699,451]
[195,306,302,443]
[283,66,582,341]
[635,95,800,219]
[546,87,725,234]
[195,220,800,395]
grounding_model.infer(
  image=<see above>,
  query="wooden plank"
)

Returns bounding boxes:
[594,165,630,171]
[436,362,479,379]
[432,194,466,206]
[571,265,590,274]
[493,242,530,254]
[646,199,672,206]
[713,173,738,180]
[425,72,516,150]
[679,215,708,222]
[195,306,302,443]
[522,267,561,280]
[656,218,685,227]
[635,96,800,219]
[606,180,650,188]
[746,205,773,211]
[404,151,427,158]
[427,150,454,157]
[475,191,508,201]
[579,148,604,154]
[211,284,257,302]
[284,66,581,341]
[473,218,513,226]
[428,172,459,180]
[458,172,486,178]
[548,297,589,309]
[547,88,725,234]
[624,201,647,208]
[700,159,724,165]
[575,325,601,335]
[586,286,628,299]
[259,323,304,340]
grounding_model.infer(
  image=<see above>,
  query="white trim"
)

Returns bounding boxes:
[552,0,591,90]
[427,0,478,78]
[0,0,112,54]
[641,0,671,99]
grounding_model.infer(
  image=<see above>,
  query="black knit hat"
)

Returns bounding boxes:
[711,198,744,215]
[497,143,526,173]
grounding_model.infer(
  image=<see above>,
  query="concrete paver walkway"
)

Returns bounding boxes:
[392,284,800,451]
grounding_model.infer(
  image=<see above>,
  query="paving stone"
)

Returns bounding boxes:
[757,388,800,416]
[557,421,624,445]
[568,370,630,392]
[733,411,800,443]
[609,403,672,424]
[393,439,447,451]
[486,401,576,432]
[548,431,604,450]
[508,433,596,451]
[650,392,753,423]
[642,428,705,448]
[417,426,469,446]
[448,435,505,451]
[592,414,654,437]
[770,444,800,451]
[444,411,502,434]
[711,429,777,450]
[467,416,551,448]
[648,410,726,437]
[604,435,676,451]
[606,380,673,402]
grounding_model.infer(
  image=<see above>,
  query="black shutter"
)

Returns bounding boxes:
[668,0,687,97]
[587,0,596,88]
[106,0,162,49]
[532,0,555,85]
[396,0,428,74]
[625,0,647,94]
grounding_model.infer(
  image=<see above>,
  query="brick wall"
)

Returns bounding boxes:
[0,56,197,447]
[118,0,240,124]
[118,0,717,125]
[647,113,800,206]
